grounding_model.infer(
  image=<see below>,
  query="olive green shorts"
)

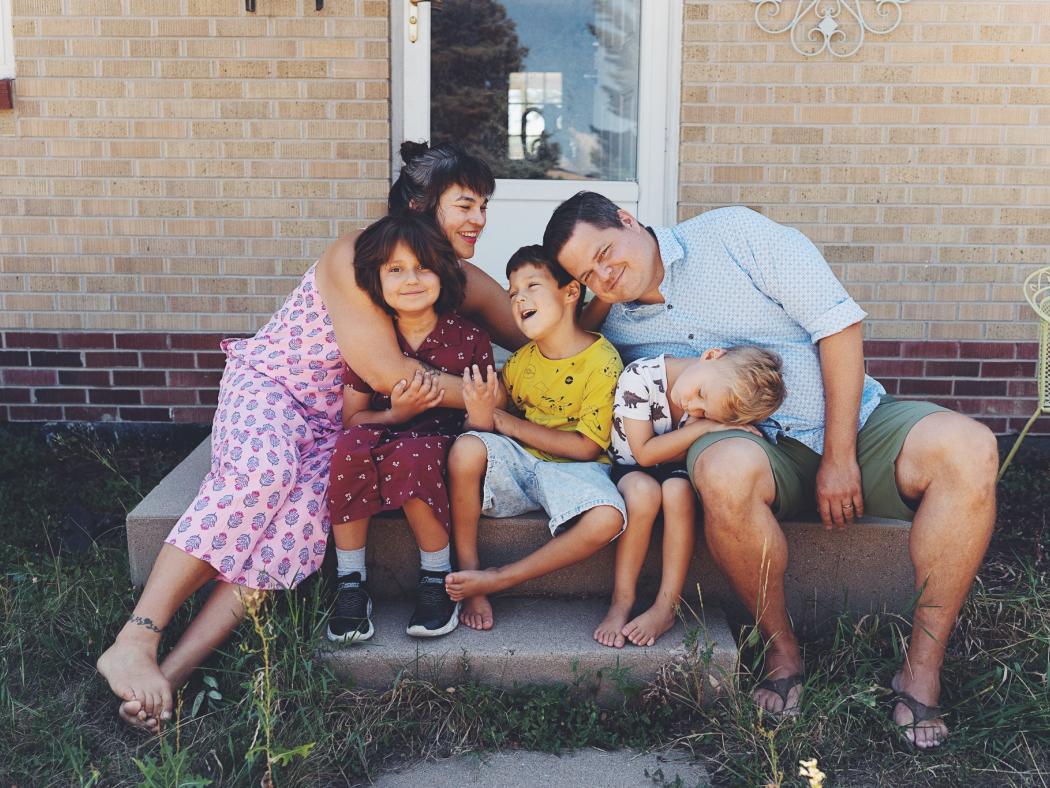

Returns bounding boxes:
[684,396,950,521]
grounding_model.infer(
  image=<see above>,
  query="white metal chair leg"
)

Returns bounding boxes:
[997,409,1041,483]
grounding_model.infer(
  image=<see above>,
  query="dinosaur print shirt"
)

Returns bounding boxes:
[608,355,688,466]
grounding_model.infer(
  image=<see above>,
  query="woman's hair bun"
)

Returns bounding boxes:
[400,140,430,165]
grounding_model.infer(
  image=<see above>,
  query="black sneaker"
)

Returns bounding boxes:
[326,572,374,643]
[406,569,460,638]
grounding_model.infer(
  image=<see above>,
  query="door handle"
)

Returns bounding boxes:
[409,0,442,44]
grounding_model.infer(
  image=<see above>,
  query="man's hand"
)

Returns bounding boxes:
[388,370,444,423]
[462,364,499,432]
[815,454,864,530]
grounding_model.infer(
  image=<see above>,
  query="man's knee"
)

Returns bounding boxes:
[691,439,773,511]
[901,413,998,492]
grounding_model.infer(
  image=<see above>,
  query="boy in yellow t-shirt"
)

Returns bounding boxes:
[445,245,626,630]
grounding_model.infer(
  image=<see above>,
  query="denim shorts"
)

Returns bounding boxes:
[463,431,627,537]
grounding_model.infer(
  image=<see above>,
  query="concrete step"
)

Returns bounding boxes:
[373,748,710,787]
[128,437,917,633]
[319,597,736,705]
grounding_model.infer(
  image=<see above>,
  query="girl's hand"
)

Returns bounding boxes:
[389,370,444,422]
[463,364,499,432]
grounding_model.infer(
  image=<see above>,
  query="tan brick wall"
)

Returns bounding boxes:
[679,0,1049,343]
[0,0,390,334]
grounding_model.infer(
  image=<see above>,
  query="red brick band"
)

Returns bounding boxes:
[0,332,1045,435]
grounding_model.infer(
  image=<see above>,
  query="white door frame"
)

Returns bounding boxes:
[390,0,682,226]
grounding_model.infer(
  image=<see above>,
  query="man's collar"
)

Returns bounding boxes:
[648,225,685,270]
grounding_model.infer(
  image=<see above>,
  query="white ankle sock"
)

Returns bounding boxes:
[420,544,451,574]
[336,546,367,580]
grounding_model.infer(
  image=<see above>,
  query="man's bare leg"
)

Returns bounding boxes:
[692,438,802,715]
[120,581,261,731]
[98,544,217,725]
[892,413,997,748]
[622,477,696,647]
[446,504,624,600]
[595,472,661,648]
[447,435,493,630]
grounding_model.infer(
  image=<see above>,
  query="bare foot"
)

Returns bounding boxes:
[594,600,632,649]
[97,636,173,723]
[445,569,501,602]
[621,603,676,647]
[459,595,494,630]
[118,699,161,734]
[753,650,804,717]
[892,671,948,749]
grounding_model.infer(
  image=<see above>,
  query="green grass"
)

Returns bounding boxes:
[1,424,1048,786]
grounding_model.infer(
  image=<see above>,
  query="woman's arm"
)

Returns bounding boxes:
[491,410,603,462]
[315,235,470,407]
[459,261,528,351]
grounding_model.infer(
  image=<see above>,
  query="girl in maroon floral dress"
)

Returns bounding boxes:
[326,212,493,642]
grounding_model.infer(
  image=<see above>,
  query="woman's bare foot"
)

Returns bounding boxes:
[752,649,804,716]
[118,699,161,733]
[621,602,677,647]
[594,600,632,649]
[97,633,173,723]
[892,671,948,749]
[460,595,494,630]
[444,569,501,602]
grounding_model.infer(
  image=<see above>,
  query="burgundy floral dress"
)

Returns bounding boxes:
[328,313,493,531]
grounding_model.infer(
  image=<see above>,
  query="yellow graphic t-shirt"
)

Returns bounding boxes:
[500,333,623,463]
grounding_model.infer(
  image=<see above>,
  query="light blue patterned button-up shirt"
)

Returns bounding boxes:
[599,206,885,455]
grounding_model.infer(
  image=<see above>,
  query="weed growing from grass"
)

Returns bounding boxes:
[1,425,1048,785]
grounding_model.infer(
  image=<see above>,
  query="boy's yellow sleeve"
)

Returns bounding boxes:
[500,348,520,404]
[574,341,623,450]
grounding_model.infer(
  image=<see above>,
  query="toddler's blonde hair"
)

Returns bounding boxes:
[719,347,786,426]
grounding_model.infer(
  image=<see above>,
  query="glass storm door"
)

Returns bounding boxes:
[393,0,680,284]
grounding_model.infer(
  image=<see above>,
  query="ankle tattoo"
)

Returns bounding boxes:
[128,615,163,634]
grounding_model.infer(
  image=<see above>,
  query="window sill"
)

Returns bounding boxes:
[0,79,13,110]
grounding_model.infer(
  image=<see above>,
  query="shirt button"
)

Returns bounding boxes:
[688,333,694,339]
[666,304,674,310]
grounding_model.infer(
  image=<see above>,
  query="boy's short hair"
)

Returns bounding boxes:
[720,347,786,426]
[353,212,466,316]
[505,244,587,316]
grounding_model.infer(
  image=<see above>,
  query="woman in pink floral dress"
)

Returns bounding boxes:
[97,142,526,731]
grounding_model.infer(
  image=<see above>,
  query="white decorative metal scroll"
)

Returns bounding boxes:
[751,0,912,58]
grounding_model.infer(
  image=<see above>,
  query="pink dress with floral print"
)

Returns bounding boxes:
[166,263,345,590]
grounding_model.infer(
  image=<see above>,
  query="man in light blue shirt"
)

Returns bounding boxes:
[545,192,997,749]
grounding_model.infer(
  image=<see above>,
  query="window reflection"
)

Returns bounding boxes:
[431,0,640,182]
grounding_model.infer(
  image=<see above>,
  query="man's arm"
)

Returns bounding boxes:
[492,410,604,462]
[816,321,866,530]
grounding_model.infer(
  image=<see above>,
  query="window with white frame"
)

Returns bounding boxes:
[0,0,14,80]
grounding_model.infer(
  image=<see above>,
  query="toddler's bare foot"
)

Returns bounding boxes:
[459,595,494,630]
[97,634,173,723]
[621,603,677,647]
[445,569,502,602]
[118,699,161,733]
[593,600,632,649]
